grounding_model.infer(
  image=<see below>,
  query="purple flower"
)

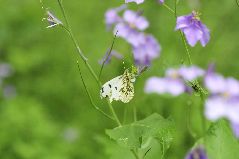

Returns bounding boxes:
[145,65,204,96]
[98,50,123,65]
[231,122,239,138]
[133,34,161,65]
[205,73,239,96]
[123,10,149,31]
[204,72,239,138]
[125,0,145,4]
[145,77,185,96]
[105,5,126,29]
[175,11,210,47]
[185,146,208,159]
[166,65,205,81]
[158,0,164,4]
[114,23,146,46]
[178,65,205,81]
[105,7,160,65]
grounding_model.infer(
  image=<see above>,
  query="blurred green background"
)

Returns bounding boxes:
[0,0,239,158]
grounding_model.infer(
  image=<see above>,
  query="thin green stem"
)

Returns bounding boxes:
[57,0,69,28]
[98,31,118,80]
[163,3,175,14]
[199,93,206,134]
[179,31,192,65]
[60,25,101,87]
[57,1,122,126]
[187,102,197,139]
[133,106,137,122]
[77,61,114,121]
[131,149,140,159]
[162,2,193,65]
[107,100,122,126]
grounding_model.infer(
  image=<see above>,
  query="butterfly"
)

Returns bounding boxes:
[100,69,136,103]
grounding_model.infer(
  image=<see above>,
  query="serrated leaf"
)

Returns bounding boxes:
[106,113,175,149]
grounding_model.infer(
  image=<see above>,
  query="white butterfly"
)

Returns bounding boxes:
[100,69,136,103]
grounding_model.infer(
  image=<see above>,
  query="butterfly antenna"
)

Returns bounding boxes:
[98,30,118,80]
[76,61,114,120]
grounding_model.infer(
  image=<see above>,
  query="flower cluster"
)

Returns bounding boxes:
[125,1,210,47]
[105,6,161,66]
[145,64,239,138]
[204,69,239,138]
[145,65,204,96]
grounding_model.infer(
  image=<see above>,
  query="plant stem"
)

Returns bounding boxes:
[179,31,192,65]
[162,2,193,65]
[163,3,175,14]
[107,100,122,126]
[133,105,137,122]
[77,61,114,120]
[57,0,122,126]
[199,93,206,134]
[131,149,141,159]
[98,31,118,80]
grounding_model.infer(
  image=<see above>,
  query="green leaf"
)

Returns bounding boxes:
[199,119,239,159]
[106,113,175,150]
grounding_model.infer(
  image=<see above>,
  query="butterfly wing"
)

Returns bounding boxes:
[119,70,136,103]
[100,75,123,103]
[100,69,136,103]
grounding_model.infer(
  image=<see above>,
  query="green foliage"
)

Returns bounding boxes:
[106,113,175,150]
[204,120,239,159]
[0,97,69,159]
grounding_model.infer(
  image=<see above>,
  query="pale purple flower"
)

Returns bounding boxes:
[185,146,208,159]
[166,65,205,81]
[125,0,145,4]
[145,65,204,96]
[204,71,239,138]
[133,34,161,65]
[113,10,149,47]
[105,7,160,65]
[145,77,168,94]
[175,11,210,47]
[178,65,204,81]
[98,50,123,65]
[114,23,146,46]
[123,10,149,31]
[158,0,164,4]
[105,5,126,29]
[205,73,239,96]
[231,122,239,138]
